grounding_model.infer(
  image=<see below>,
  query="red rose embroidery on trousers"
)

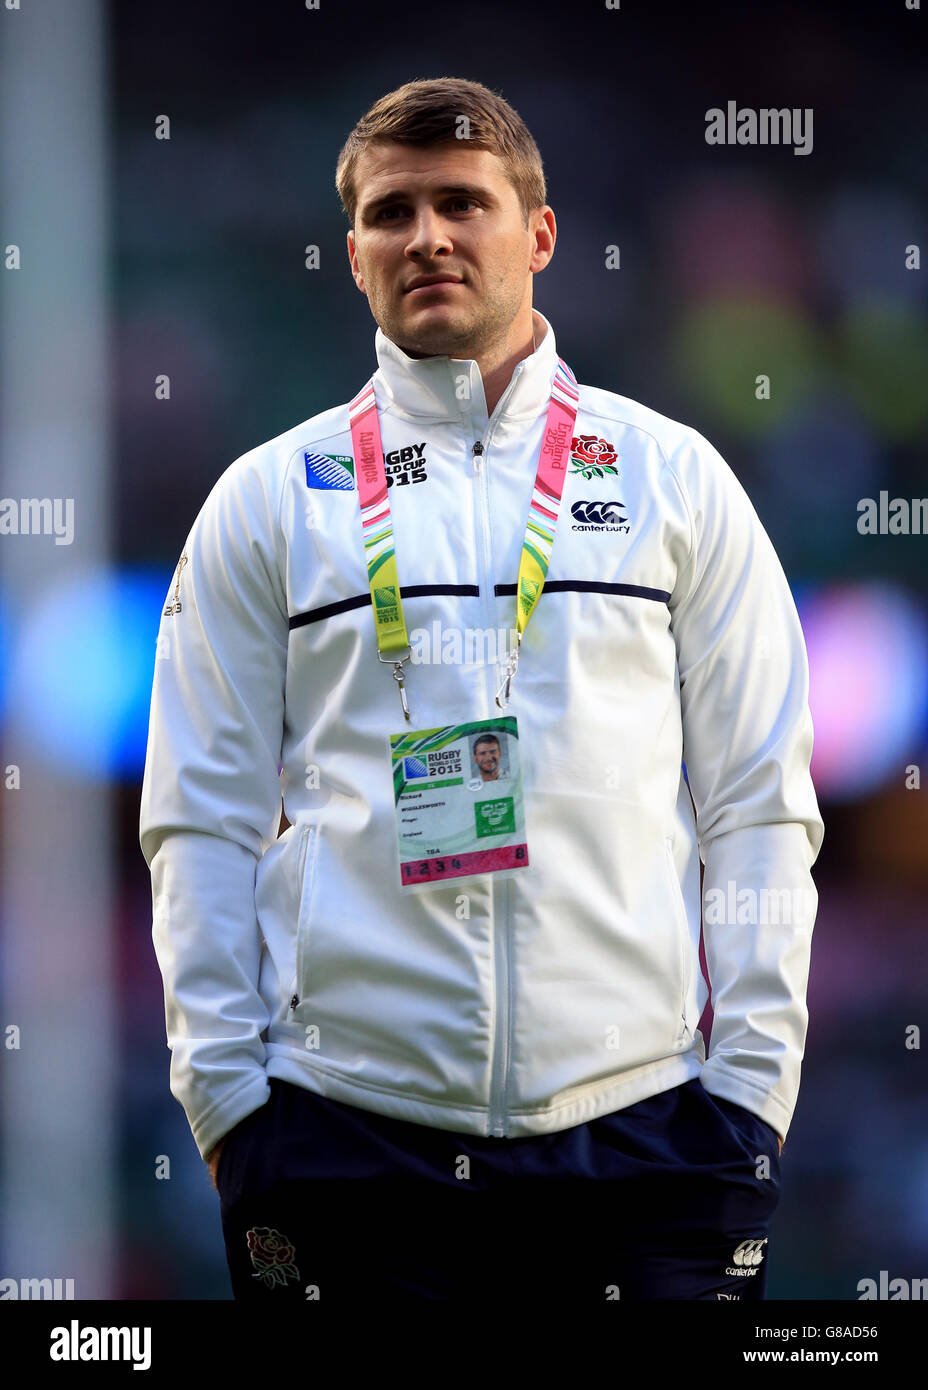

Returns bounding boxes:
[245,1226,301,1289]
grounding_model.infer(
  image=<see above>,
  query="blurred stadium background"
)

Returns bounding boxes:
[1,0,925,1298]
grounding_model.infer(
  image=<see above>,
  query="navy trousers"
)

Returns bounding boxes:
[217,1075,782,1302]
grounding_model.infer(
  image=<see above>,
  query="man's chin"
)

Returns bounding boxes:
[392,311,473,358]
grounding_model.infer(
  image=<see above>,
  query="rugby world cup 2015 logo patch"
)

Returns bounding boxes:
[374,585,399,624]
[304,452,356,491]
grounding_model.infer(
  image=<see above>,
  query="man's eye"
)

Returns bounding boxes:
[376,199,477,221]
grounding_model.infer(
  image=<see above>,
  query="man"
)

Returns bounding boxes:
[472,733,505,782]
[140,76,824,1303]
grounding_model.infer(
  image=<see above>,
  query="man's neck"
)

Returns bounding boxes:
[476,315,539,418]
[401,310,543,418]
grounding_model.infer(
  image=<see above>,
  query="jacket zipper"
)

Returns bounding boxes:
[289,823,314,1016]
[471,440,499,686]
[665,838,689,1044]
[470,361,530,1136]
[471,426,513,1138]
[488,876,514,1136]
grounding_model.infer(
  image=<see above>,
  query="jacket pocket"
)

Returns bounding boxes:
[665,837,690,1044]
[291,823,320,1014]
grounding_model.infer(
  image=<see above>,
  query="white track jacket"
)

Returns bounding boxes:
[140,309,824,1161]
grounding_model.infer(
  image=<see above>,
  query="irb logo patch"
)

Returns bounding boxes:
[304,452,355,491]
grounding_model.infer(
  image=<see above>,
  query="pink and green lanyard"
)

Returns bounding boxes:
[348,355,579,720]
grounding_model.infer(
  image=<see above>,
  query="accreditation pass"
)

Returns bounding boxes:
[389,715,530,891]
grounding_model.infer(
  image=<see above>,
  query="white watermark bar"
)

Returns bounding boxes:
[409,621,519,665]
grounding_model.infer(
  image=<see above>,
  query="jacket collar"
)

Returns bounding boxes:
[371,308,559,433]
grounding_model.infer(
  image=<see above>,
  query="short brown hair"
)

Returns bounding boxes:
[335,77,547,228]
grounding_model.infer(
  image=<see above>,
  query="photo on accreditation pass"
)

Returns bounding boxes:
[467,730,512,790]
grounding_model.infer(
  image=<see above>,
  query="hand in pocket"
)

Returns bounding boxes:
[714,1095,782,1160]
[206,1137,227,1190]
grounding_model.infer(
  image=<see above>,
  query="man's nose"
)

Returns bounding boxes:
[405,207,452,258]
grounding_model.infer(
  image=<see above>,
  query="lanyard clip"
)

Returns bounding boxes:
[379,645,412,722]
[495,630,521,710]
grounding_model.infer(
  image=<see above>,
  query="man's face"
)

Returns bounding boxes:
[474,739,500,777]
[347,141,552,357]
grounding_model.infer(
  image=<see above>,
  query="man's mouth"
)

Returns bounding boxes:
[404,275,464,294]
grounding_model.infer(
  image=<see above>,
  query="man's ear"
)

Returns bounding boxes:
[529,206,556,275]
[347,230,366,294]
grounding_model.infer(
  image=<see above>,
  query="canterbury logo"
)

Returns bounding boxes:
[732,1238,767,1267]
[570,500,627,525]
